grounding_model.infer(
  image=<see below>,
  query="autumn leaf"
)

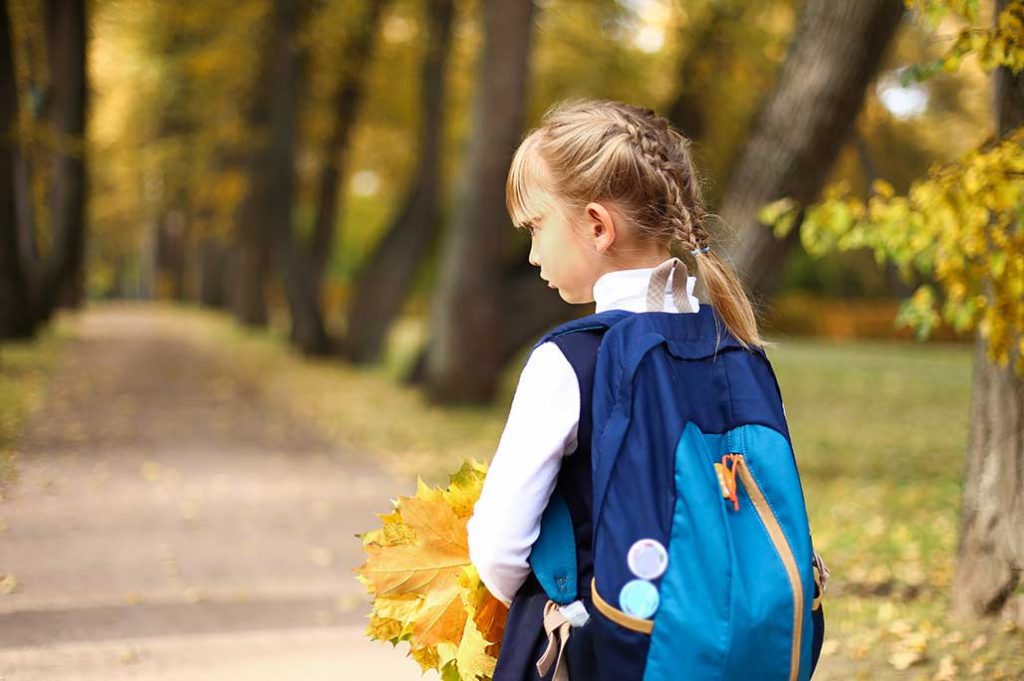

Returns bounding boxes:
[461,565,507,657]
[354,459,508,681]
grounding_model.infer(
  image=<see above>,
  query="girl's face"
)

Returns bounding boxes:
[526,189,613,305]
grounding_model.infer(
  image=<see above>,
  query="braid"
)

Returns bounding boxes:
[609,106,707,252]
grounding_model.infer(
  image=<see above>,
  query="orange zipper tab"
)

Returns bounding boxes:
[717,453,743,511]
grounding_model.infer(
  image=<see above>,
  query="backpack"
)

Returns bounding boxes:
[526,259,826,680]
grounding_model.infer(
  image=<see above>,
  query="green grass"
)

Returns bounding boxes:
[0,319,69,494]
[768,337,971,585]
[766,336,1022,678]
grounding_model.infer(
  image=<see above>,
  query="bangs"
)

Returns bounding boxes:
[505,132,551,231]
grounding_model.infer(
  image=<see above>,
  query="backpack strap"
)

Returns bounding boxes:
[529,309,634,353]
[591,331,667,524]
[646,257,694,313]
[527,312,630,605]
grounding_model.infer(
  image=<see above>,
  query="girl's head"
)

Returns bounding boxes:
[505,97,765,349]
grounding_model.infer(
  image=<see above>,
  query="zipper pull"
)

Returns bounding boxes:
[714,453,743,511]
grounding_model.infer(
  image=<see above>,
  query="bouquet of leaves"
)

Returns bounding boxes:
[354,459,509,680]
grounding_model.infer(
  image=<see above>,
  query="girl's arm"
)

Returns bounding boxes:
[466,341,580,607]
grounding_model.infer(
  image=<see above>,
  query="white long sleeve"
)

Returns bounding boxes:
[466,341,580,606]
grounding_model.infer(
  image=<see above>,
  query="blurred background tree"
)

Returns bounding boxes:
[2,0,87,338]
[1,0,1000,386]
[5,0,991,348]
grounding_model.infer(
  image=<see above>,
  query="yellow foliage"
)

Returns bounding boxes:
[762,126,1024,374]
[354,459,508,681]
[901,1,1024,77]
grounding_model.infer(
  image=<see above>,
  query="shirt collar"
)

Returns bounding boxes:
[592,258,700,314]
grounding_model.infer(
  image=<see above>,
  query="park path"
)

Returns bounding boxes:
[0,304,436,680]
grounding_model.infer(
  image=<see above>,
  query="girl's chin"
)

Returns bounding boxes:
[556,288,581,304]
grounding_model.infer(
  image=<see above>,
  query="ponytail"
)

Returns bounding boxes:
[669,240,771,351]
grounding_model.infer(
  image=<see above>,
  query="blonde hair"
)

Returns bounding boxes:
[506,97,768,350]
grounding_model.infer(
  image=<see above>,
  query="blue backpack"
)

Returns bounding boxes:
[527,299,825,680]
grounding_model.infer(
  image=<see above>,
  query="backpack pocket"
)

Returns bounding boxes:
[714,424,817,681]
[729,454,805,681]
[641,423,816,681]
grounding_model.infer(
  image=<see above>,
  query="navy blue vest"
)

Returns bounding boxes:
[492,329,603,681]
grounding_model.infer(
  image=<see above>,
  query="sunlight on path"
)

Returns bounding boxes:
[0,625,436,680]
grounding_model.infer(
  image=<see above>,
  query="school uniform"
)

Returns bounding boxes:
[467,261,700,681]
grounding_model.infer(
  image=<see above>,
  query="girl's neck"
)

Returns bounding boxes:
[599,248,673,278]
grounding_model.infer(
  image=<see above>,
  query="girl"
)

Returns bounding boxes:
[466,99,814,680]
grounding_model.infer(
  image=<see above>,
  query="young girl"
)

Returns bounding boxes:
[466,99,810,680]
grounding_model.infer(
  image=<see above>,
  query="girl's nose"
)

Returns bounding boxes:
[528,242,540,267]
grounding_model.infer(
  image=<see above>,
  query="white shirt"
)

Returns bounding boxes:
[466,260,700,606]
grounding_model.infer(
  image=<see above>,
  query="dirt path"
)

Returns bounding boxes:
[0,304,436,680]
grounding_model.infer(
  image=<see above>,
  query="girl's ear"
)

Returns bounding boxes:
[585,201,616,254]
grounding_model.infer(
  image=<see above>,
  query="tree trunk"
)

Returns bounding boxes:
[952,2,1024,622]
[0,1,33,339]
[953,334,1024,622]
[263,0,330,355]
[1,0,88,338]
[34,0,88,320]
[309,0,389,284]
[198,237,228,309]
[228,236,269,327]
[665,0,745,142]
[232,0,329,353]
[340,0,453,364]
[155,209,188,300]
[718,0,905,308]
[407,254,570,390]
[423,0,552,403]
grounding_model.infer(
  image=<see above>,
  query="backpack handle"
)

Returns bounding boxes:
[646,257,694,313]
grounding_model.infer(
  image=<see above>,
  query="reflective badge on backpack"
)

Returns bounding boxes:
[627,538,669,580]
[619,578,660,618]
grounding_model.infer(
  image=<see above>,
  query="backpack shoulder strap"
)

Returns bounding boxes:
[529,309,633,354]
[527,310,631,605]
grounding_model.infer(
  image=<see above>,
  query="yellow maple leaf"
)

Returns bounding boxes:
[443,460,488,518]
[365,594,420,641]
[461,565,506,657]
[410,645,441,673]
[354,459,509,680]
[451,601,499,680]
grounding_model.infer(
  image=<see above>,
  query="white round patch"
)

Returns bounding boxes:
[627,538,669,580]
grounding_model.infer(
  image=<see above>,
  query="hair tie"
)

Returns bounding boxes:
[690,245,711,256]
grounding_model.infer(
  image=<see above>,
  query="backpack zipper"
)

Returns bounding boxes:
[727,455,803,681]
